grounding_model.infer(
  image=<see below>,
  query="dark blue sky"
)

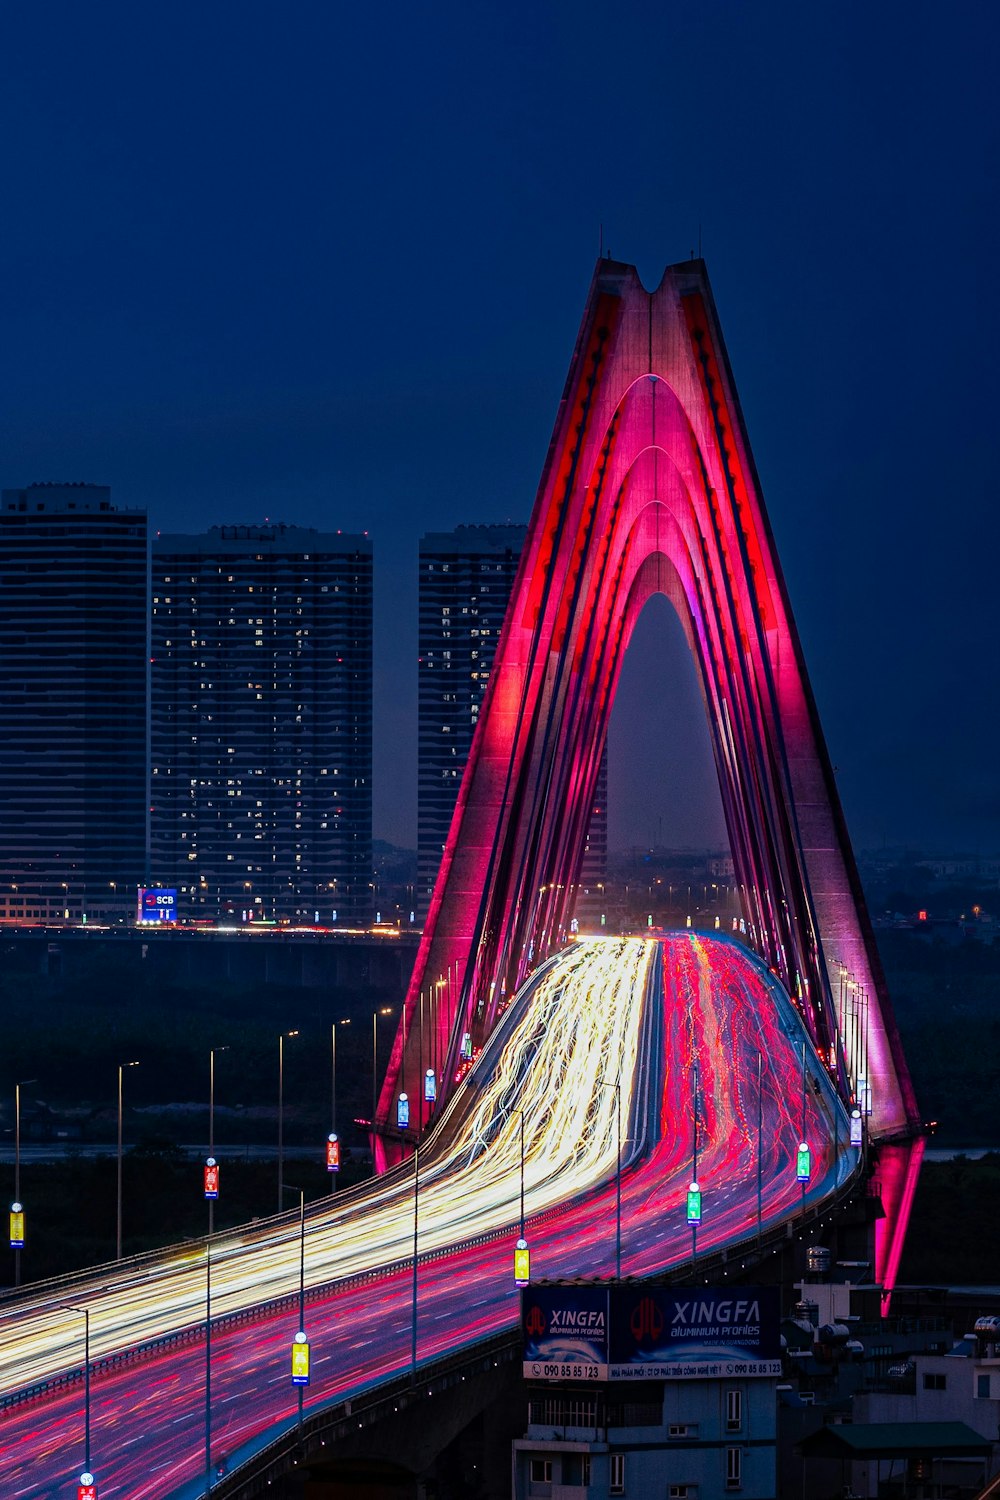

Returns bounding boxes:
[2,2,996,853]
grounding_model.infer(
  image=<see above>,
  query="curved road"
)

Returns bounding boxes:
[0,934,854,1498]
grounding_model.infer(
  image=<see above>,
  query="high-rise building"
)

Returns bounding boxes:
[150,524,372,924]
[417,524,526,915]
[0,484,148,922]
[417,523,610,918]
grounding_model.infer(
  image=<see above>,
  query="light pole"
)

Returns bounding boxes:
[62,1304,92,1492]
[371,1007,392,1149]
[117,1061,139,1260]
[277,1031,299,1215]
[597,1081,622,1279]
[13,1077,36,1286]
[690,1059,700,1266]
[330,1022,337,1148]
[797,1042,810,1213]
[207,1045,228,1234]
[411,1143,419,1385]
[513,1108,531,1287]
[281,1183,307,1433]
[204,1213,213,1492]
[756,1052,764,1252]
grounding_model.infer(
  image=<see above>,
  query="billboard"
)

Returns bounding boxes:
[522,1285,781,1382]
[522,1284,609,1381]
[137,888,178,923]
[609,1286,781,1380]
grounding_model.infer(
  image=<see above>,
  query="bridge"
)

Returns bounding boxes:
[3,933,863,1497]
[0,257,920,1497]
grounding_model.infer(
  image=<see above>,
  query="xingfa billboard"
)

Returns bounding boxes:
[522,1285,780,1382]
[522,1285,609,1381]
[609,1286,781,1379]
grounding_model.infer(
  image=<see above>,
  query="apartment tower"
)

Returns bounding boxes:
[150,523,372,924]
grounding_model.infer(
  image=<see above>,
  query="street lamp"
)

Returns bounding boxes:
[207,1046,228,1227]
[281,1183,308,1432]
[371,1007,392,1146]
[12,1077,36,1286]
[61,1305,92,1493]
[277,1031,300,1214]
[597,1079,622,1279]
[411,1143,419,1385]
[117,1062,139,1260]
[689,1058,700,1264]
[797,1042,811,1210]
[512,1108,530,1287]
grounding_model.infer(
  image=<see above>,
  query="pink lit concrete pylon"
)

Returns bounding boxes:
[377,257,921,1283]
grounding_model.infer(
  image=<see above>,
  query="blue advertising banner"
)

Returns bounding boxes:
[137,887,178,923]
[609,1285,781,1380]
[521,1285,609,1381]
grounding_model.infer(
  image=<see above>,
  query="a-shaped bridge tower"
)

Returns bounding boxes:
[377,257,920,1273]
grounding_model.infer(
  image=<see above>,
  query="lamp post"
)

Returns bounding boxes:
[372,1009,378,1140]
[281,1183,307,1433]
[371,1007,392,1147]
[756,1052,764,1252]
[597,1081,622,1279]
[690,1059,700,1265]
[513,1108,531,1287]
[797,1041,811,1211]
[117,1062,139,1260]
[329,1022,338,1192]
[277,1031,299,1215]
[411,1143,419,1385]
[13,1077,36,1286]
[62,1304,92,1491]
[207,1046,228,1230]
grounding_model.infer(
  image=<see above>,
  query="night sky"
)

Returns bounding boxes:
[1,3,996,854]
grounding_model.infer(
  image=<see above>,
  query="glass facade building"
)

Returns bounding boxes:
[150,524,372,924]
[0,484,148,922]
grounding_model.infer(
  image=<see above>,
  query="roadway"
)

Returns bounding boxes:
[0,934,854,1499]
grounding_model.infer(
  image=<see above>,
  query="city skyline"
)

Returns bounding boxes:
[0,6,995,856]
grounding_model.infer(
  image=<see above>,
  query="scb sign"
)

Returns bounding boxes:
[137,887,178,923]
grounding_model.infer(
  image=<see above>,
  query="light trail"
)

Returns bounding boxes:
[0,938,652,1397]
[0,934,853,1500]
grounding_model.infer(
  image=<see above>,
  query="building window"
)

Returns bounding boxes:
[977,1374,991,1398]
[725,1448,742,1490]
[669,1488,691,1499]
[668,1424,690,1438]
[610,1452,625,1494]
[923,1372,947,1391]
[529,1457,552,1484]
[725,1389,743,1431]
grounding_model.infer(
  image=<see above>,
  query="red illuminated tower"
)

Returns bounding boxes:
[379,258,921,1295]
